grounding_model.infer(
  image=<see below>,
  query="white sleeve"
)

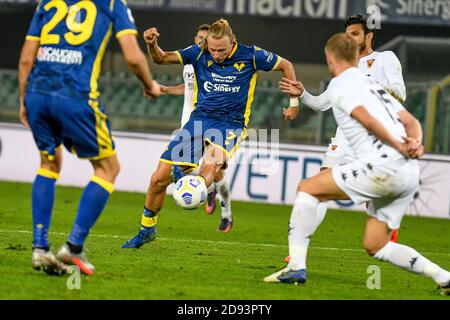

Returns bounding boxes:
[383,51,406,103]
[328,80,364,116]
[299,89,332,112]
[391,98,406,113]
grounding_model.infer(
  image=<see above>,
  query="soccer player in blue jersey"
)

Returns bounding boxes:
[19,0,161,275]
[160,24,235,233]
[122,18,299,248]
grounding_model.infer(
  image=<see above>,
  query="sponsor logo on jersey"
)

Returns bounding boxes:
[367,59,375,68]
[37,46,83,65]
[203,81,241,93]
[184,71,194,79]
[263,50,274,63]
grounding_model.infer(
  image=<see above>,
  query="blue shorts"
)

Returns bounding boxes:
[160,111,247,167]
[25,92,115,160]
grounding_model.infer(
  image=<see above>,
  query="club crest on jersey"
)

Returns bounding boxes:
[234,62,245,72]
[207,60,213,67]
[367,59,375,68]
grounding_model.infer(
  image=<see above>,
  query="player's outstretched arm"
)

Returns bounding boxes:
[18,39,39,128]
[279,77,332,112]
[161,83,185,96]
[274,58,300,120]
[118,34,161,98]
[351,106,409,158]
[143,27,181,65]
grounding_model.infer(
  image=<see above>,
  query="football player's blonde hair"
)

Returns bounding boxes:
[325,33,358,65]
[202,18,236,50]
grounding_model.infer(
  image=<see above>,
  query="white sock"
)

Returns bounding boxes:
[287,192,320,271]
[315,202,328,229]
[374,242,450,286]
[215,177,231,219]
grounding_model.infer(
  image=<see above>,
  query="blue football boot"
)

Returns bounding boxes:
[263,267,307,284]
[121,226,156,249]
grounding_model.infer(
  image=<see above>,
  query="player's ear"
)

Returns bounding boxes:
[366,32,374,47]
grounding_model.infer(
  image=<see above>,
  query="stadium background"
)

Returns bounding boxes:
[1,0,449,218]
[0,0,450,300]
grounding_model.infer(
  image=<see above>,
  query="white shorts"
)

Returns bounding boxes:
[332,158,420,229]
[321,138,354,168]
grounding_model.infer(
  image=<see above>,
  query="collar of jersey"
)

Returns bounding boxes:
[227,42,238,60]
[208,42,238,66]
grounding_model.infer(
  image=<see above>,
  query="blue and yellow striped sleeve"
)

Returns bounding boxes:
[112,0,138,38]
[253,46,281,71]
[177,44,202,65]
[26,2,43,41]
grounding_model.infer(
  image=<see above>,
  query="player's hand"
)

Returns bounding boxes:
[410,144,424,159]
[143,27,160,46]
[403,136,424,159]
[279,78,304,97]
[395,139,413,159]
[144,80,162,99]
[283,106,299,121]
[19,98,30,129]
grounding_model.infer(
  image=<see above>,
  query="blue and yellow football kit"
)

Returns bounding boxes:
[25,0,137,160]
[161,43,281,167]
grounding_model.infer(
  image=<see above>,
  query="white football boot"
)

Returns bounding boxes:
[56,244,95,275]
[32,248,67,275]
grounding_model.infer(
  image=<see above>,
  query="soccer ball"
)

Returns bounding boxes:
[173,175,207,210]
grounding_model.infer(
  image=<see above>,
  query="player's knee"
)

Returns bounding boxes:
[298,179,314,194]
[41,163,61,174]
[96,158,120,181]
[109,161,121,180]
[363,238,386,257]
[214,169,225,182]
[40,160,61,174]
[40,154,62,173]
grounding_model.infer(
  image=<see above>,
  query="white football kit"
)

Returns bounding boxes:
[327,68,419,229]
[300,50,406,168]
[181,64,195,127]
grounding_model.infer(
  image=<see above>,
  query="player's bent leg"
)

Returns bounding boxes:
[58,155,120,275]
[284,167,331,263]
[122,161,173,249]
[363,216,391,256]
[214,169,233,232]
[145,161,174,213]
[298,168,349,202]
[266,170,349,284]
[199,144,227,187]
[205,169,221,215]
[366,216,450,294]
[285,170,348,269]
[32,149,67,275]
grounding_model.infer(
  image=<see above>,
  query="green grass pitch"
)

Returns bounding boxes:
[0,181,449,300]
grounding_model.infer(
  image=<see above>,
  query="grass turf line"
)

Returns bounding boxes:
[0,181,449,299]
